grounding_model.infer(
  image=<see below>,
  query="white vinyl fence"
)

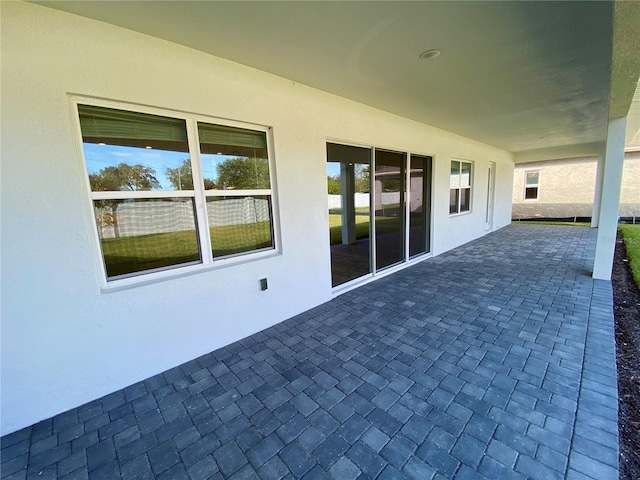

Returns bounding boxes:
[328,193,371,210]
[329,193,407,210]
[96,197,270,238]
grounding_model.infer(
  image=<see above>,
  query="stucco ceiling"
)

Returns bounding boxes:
[34,1,640,159]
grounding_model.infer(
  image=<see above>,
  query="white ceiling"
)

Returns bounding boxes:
[34,1,640,159]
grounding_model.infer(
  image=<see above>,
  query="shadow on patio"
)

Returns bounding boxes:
[0,225,618,480]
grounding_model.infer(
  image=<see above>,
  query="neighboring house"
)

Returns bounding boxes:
[512,151,640,221]
[1,2,638,436]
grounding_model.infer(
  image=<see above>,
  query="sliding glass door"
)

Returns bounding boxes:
[327,143,372,287]
[374,150,405,270]
[409,155,431,257]
[327,143,432,287]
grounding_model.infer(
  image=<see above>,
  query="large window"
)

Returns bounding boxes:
[450,160,472,214]
[77,102,276,283]
[524,170,540,200]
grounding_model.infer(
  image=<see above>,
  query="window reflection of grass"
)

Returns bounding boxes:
[102,230,200,277]
[329,213,369,244]
[210,222,273,257]
[329,212,404,245]
[101,222,273,277]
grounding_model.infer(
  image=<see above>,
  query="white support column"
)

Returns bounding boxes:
[593,117,627,280]
[340,162,356,245]
[591,150,606,228]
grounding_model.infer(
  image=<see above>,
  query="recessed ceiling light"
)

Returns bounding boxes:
[419,49,441,60]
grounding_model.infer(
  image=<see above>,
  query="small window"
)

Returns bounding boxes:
[198,122,274,259]
[524,170,539,200]
[450,160,472,214]
[77,102,276,284]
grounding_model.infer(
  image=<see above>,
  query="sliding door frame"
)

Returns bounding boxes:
[328,141,433,291]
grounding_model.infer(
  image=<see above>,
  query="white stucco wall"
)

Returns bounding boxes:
[0,2,513,435]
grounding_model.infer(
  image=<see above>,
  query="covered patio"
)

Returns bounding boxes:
[0,224,618,479]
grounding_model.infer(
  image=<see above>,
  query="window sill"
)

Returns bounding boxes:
[449,210,472,218]
[99,248,282,293]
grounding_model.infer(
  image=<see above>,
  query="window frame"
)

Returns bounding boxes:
[524,170,540,201]
[449,159,473,215]
[71,96,280,290]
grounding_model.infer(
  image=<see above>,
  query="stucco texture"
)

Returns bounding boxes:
[1,2,514,435]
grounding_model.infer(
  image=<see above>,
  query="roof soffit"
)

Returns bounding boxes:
[28,1,634,156]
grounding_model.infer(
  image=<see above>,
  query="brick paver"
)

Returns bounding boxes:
[1,225,618,479]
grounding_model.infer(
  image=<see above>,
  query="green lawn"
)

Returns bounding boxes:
[329,206,370,215]
[101,222,272,277]
[619,224,640,289]
[329,214,370,244]
[329,212,404,245]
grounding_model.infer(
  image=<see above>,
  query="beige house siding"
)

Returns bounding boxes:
[620,152,640,213]
[512,152,640,220]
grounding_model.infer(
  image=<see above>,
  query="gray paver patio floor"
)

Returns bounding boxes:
[1,225,619,479]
